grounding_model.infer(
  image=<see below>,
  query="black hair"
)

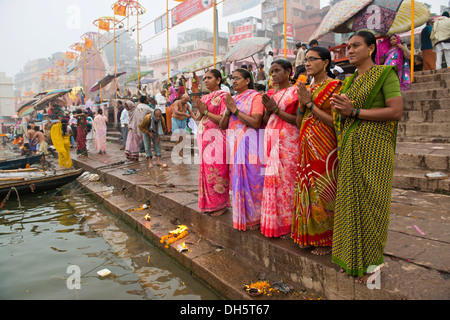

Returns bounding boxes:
[271,58,294,83]
[27,125,31,129]
[206,69,223,87]
[61,118,68,135]
[97,108,103,115]
[349,30,377,62]
[34,126,39,131]
[234,68,255,90]
[310,39,319,46]
[306,46,335,79]
[76,109,82,114]
[23,143,30,148]
[117,100,123,105]
[139,95,147,103]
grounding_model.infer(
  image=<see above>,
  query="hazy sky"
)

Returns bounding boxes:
[0,0,444,79]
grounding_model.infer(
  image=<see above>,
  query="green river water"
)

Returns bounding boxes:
[0,187,221,300]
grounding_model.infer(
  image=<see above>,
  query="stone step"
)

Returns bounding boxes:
[410,80,449,91]
[393,167,450,193]
[401,109,450,123]
[403,98,449,111]
[402,88,450,100]
[413,69,450,83]
[395,142,450,171]
[397,135,450,143]
[397,122,450,138]
[71,145,450,300]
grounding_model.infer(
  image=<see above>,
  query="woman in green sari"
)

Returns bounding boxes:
[330,31,403,284]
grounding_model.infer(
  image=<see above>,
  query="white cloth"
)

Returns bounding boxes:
[137,103,152,116]
[155,93,167,114]
[120,109,129,127]
[220,84,230,93]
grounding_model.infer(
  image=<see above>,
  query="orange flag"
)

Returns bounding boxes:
[85,38,93,49]
[99,20,110,31]
[114,4,127,16]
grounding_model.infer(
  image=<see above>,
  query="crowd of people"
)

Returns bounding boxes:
[11,24,440,285]
[183,30,404,285]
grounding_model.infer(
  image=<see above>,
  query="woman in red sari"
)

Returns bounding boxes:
[292,47,342,255]
[74,108,88,157]
[195,69,230,217]
[260,59,300,238]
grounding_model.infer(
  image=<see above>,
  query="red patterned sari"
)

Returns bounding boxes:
[292,79,341,247]
[260,86,300,237]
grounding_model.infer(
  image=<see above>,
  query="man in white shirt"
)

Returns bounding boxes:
[120,103,130,150]
[137,96,152,115]
[265,51,274,77]
[294,43,307,81]
[155,89,167,130]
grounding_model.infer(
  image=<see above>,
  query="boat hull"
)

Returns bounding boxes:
[0,169,84,198]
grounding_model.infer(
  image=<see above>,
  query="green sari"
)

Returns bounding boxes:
[332,65,401,277]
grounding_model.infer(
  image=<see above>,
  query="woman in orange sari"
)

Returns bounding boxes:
[260,59,300,238]
[292,47,342,255]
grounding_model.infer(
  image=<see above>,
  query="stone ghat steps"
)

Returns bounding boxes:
[71,145,450,300]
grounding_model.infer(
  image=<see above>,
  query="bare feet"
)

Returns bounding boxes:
[311,246,332,256]
[247,224,260,231]
[148,161,153,168]
[210,208,227,217]
[279,233,291,240]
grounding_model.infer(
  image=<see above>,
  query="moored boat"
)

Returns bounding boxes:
[0,153,43,170]
[0,167,84,198]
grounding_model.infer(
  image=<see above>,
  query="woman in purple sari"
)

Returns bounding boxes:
[376,34,411,91]
[220,68,265,231]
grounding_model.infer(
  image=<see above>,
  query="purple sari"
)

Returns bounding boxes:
[227,90,265,231]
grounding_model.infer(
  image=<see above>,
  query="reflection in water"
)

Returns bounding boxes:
[0,188,221,300]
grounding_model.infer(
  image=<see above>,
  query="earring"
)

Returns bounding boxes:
[369,51,373,57]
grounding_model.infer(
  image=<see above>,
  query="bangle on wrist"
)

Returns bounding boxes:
[225,110,232,116]
[355,108,360,119]
[203,110,209,117]
[297,108,305,116]
[306,101,314,110]
[274,107,280,115]
[351,108,356,117]
[233,109,240,116]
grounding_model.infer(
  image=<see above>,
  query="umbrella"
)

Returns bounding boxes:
[309,0,372,41]
[124,70,154,85]
[183,56,224,73]
[140,78,157,84]
[33,89,71,111]
[90,72,126,92]
[17,99,39,118]
[224,37,271,62]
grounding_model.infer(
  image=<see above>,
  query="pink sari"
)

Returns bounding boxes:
[94,114,107,152]
[260,86,300,237]
[197,90,230,213]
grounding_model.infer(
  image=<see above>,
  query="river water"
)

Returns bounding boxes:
[0,187,221,300]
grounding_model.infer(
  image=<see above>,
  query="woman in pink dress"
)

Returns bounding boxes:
[260,59,300,238]
[195,69,230,217]
[93,108,108,154]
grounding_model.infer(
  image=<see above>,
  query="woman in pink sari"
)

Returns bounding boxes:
[219,68,265,231]
[195,69,230,216]
[260,59,300,238]
[93,108,108,154]
[376,34,411,91]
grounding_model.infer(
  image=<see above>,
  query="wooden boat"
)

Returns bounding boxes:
[0,153,43,170]
[0,167,84,198]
